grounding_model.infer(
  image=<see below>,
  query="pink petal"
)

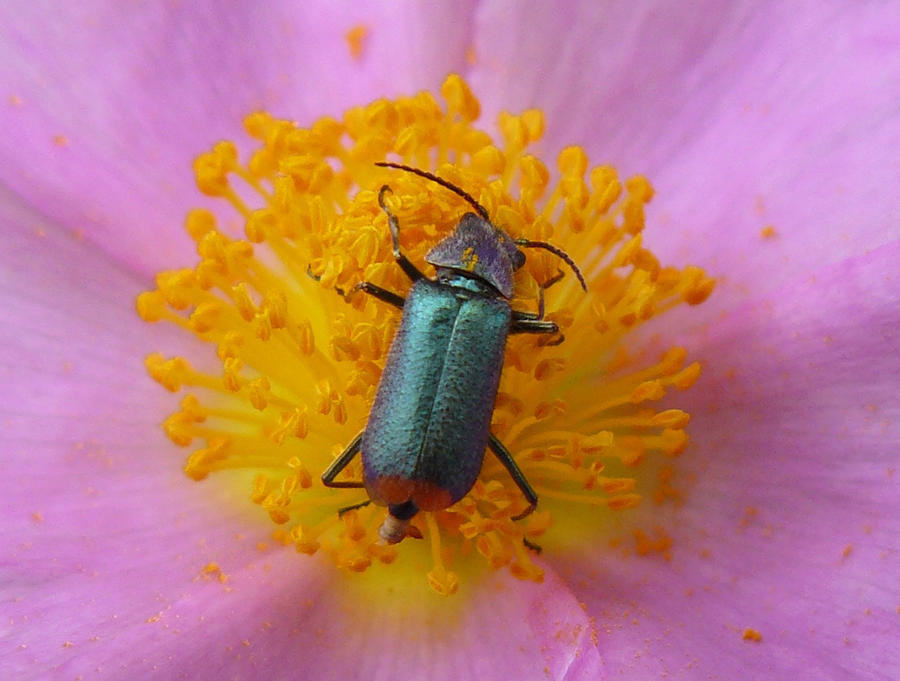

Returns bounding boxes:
[280,569,603,681]
[0,2,476,277]
[471,0,900,315]
[5,3,898,678]
[0,188,271,675]
[561,239,900,679]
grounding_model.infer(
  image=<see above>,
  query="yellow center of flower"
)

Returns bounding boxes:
[137,75,713,596]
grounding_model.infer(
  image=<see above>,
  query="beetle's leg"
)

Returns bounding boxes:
[338,499,371,517]
[487,434,537,521]
[306,265,347,297]
[510,317,564,346]
[534,270,565,320]
[379,185,427,284]
[523,537,542,553]
[511,271,566,322]
[353,281,406,309]
[309,263,404,309]
[509,317,558,335]
[321,431,366,488]
[510,271,566,343]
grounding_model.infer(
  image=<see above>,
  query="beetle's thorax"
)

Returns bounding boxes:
[425,212,524,299]
[434,268,500,297]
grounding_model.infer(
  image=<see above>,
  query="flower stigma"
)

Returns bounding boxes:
[137,75,713,596]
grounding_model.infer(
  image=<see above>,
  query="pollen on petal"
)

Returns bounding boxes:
[345,24,369,61]
[140,74,711,594]
[742,628,763,642]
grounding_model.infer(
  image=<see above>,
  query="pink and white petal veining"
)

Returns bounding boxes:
[470,0,900,315]
[0,1,476,278]
[560,239,900,680]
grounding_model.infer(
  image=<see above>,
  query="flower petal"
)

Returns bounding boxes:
[471,0,900,310]
[0,191,282,677]
[561,240,900,679]
[283,569,604,681]
[0,2,477,276]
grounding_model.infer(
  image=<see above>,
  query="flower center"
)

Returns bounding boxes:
[137,75,713,595]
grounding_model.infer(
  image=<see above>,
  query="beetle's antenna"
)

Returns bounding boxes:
[375,162,491,221]
[515,239,588,292]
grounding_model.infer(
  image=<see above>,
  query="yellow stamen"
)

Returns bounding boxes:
[426,513,459,596]
[139,74,712,595]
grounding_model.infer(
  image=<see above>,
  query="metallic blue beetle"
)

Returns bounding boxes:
[322,163,586,544]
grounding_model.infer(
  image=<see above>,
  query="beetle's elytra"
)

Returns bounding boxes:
[322,163,587,545]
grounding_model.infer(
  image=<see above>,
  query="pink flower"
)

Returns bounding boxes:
[2,2,898,680]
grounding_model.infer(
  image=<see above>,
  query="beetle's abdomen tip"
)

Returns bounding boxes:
[370,476,454,511]
[378,515,411,544]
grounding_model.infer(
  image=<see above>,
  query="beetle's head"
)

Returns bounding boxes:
[375,162,587,298]
[425,213,524,298]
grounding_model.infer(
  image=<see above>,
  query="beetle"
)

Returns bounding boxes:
[322,162,587,544]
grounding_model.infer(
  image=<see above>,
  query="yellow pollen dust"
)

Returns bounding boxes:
[138,74,713,595]
[461,246,479,271]
[345,24,369,61]
[742,628,763,642]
